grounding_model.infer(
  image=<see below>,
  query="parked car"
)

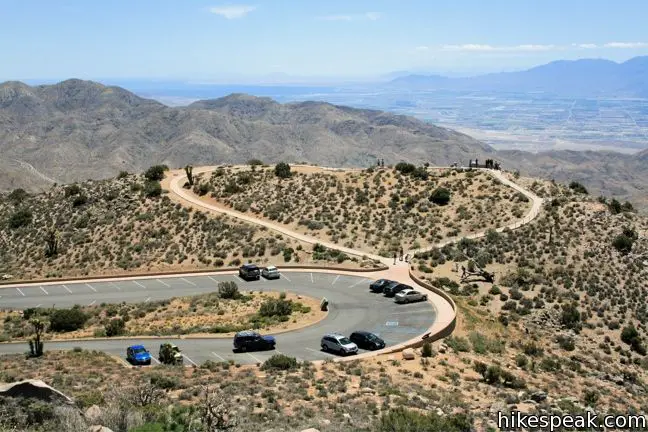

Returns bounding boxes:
[383,282,412,297]
[261,266,280,280]
[233,330,276,352]
[349,331,385,350]
[239,264,260,281]
[126,345,152,365]
[159,343,183,365]
[320,333,358,355]
[369,279,393,293]
[394,289,428,304]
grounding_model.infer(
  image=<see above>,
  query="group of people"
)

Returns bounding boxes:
[393,248,410,265]
[468,158,501,170]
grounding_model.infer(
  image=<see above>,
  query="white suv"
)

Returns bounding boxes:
[320,333,358,355]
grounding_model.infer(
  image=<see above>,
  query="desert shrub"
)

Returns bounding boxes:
[248,159,264,166]
[7,188,29,203]
[377,407,472,432]
[429,187,451,205]
[149,373,180,390]
[612,234,634,254]
[560,302,582,332]
[261,354,298,371]
[105,318,126,337]
[72,194,88,207]
[49,307,88,332]
[144,165,168,181]
[395,162,416,174]
[117,171,130,179]
[274,162,291,179]
[569,181,588,194]
[217,281,240,300]
[144,180,162,197]
[7,209,33,228]
[621,325,646,355]
[258,297,293,318]
[556,335,575,351]
[64,184,82,197]
[446,336,470,352]
[421,341,433,358]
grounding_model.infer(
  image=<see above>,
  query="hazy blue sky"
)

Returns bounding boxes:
[2,0,648,81]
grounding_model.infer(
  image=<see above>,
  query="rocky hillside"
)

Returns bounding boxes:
[0,79,491,192]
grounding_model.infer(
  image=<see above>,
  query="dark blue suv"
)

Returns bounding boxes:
[233,331,276,352]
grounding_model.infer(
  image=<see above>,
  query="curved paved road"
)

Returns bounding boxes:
[0,271,436,365]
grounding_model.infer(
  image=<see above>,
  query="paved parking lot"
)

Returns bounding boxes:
[0,271,436,365]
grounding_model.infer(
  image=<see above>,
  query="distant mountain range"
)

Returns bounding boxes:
[389,56,648,97]
[0,79,490,191]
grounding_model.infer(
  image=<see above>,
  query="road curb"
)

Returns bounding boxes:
[0,264,388,288]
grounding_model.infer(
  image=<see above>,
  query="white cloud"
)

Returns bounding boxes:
[442,44,557,52]
[603,42,648,48]
[317,12,381,21]
[209,5,256,19]
[414,46,429,52]
[365,12,381,21]
[572,43,598,49]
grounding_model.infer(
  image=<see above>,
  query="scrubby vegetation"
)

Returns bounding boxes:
[0,288,321,341]
[203,165,530,257]
[0,170,369,280]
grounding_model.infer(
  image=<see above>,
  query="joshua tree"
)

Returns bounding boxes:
[185,165,194,186]
[45,228,60,257]
[28,318,45,357]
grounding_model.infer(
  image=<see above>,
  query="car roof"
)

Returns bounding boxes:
[324,333,346,338]
[242,264,258,268]
[266,265,278,270]
[397,288,414,294]
[129,344,146,349]
[235,330,260,337]
[385,280,400,287]
[352,330,372,336]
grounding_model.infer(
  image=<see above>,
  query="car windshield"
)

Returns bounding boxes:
[339,337,352,345]
[134,347,146,354]
[366,334,379,341]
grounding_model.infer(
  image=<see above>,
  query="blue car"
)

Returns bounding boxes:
[126,345,152,365]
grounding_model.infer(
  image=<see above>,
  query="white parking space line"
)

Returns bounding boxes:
[133,281,146,289]
[211,352,225,361]
[305,347,336,357]
[35,304,42,308]
[208,276,219,283]
[332,275,340,285]
[281,273,291,282]
[110,282,121,291]
[40,286,49,295]
[310,273,314,283]
[144,297,151,303]
[150,357,161,365]
[86,283,97,293]
[88,300,96,306]
[182,354,197,366]
[16,288,25,297]
[157,279,170,287]
[181,278,196,286]
[234,275,246,283]
[246,352,263,363]
[63,285,72,294]
[349,278,369,288]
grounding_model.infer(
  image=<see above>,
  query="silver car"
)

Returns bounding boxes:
[261,266,280,279]
[320,333,358,355]
[394,288,428,304]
